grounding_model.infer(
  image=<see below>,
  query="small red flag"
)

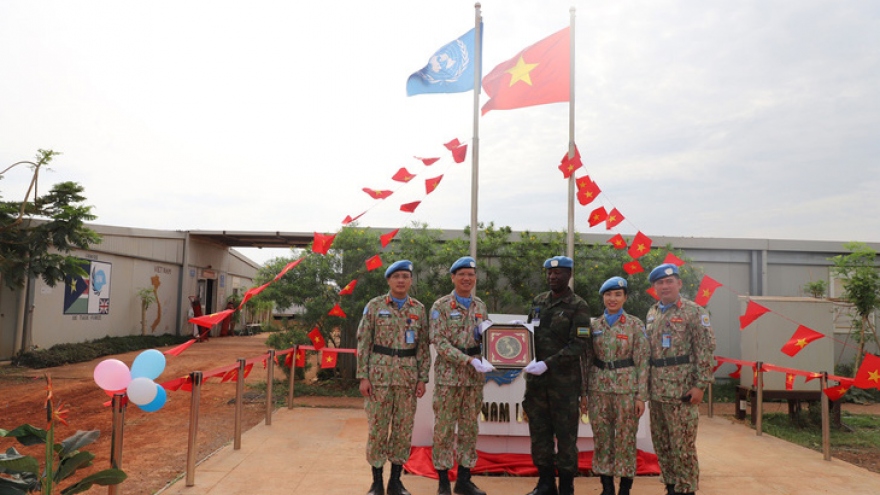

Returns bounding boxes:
[627,231,653,259]
[576,178,601,205]
[646,287,659,300]
[362,188,393,200]
[607,233,627,250]
[328,303,347,318]
[451,144,468,163]
[339,279,357,296]
[415,156,440,166]
[190,309,235,328]
[780,325,824,357]
[380,229,399,248]
[853,353,880,390]
[785,373,795,390]
[739,300,771,329]
[728,364,742,379]
[365,255,382,272]
[605,208,624,229]
[663,252,686,267]
[694,275,723,306]
[400,201,421,213]
[342,211,365,225]
[164,339,197,357]
[823,383,850,401]
[392,168,416,183]
[622,261,644,275]
[284,352,293,369]
[312,232,337,255]
[425,175,443,194]
[241,281,271,306]
[274,258,304,282]
[308,327,325,351]
[559,152,583,179]
[295,348,306,367]
[321,350,338,369]
[588,206,608,227]
[444,138,461,150]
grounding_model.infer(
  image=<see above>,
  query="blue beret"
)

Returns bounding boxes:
[543,256,573,269]
[649,263,680,283]
[450,256,476,274]
[599,276,628,295]
[385,260,413,278]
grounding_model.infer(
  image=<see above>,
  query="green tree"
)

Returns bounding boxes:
[0,150,100,290]
[830,242,880,372]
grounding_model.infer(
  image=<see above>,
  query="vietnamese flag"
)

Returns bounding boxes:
[425,175,444,194]
[823,382,851,401]
[481,27,570,115]
[338,279,357,296]
[295,348,306,367]
[559,151,582,179]
[240,281,271,306]
[576,178,601,206]
[728,364,742,379]
[694,276,722,306]
[363,188,394,200]
[785,373,796,391]
[622,261,643,275]
[646,287,659,301]
[607,233,627,250]
[274,258,304,282]
[451,144,468,163]
[312,232,337,255]
[380,229,399,248]
[739,300,771,329]
[284,351,293,369]
[342,211,365,225]
[588,206,608,227]
[853,353,880,390]
[780,325,825,357]
[605,208,624,229]
[627,231,652,259]
[190,309,235,328]
[328,303,347,319]
[392,168,416,183]
[663,252,686,267]
[415,156,439,166]
[444,138,461,150]
[321,350,338,369]
[400,201,421,213]
[164,339,197,357]
[365,255,383,272]
[308,327,325,351]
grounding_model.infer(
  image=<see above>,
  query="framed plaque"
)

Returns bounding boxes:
[483,324,534,369]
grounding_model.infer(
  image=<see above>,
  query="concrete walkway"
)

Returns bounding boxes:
[160,408,880,495]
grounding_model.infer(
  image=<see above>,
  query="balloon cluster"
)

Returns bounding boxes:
[93,349,167,412]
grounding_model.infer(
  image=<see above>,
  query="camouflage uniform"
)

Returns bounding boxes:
[645,297,715,493]
[523,287,591,475]
[585,311,649,478]
[357,293,430,467]
[430,292,487,470]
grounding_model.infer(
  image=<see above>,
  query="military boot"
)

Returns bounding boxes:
[665,484,676,495]
[525,466,558,495]
[453,465,486,495]
[599,475,614,495]
[367,466,384,495]
[558,471,575,495]
[387,464,411,495]
[437,469,452,495]
[617,477,633,495]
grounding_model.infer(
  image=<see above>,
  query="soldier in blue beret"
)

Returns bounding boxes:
[449,255,477,274]
[648,263,679,284]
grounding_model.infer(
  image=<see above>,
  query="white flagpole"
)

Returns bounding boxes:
[566,7,576,288]
[470,3,482,259]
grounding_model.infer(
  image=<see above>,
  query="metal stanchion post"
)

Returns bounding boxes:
[234,358,245,450]
[185,371,203,487]
[108,394,126,495]
[266,349,275,425]
[707,382,714,418]
[755,362,764,436]
[287,345,297,410]
[821,372,831,461]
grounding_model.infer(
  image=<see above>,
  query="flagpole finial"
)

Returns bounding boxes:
[570,6,576,15]
[475,2,481,8]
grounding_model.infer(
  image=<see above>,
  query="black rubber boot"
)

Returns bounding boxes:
[666,484,676,495]
[599,475,614,495]
[437,469,452,495]
[617,477,633,495]
[525,466,558,495]
[387,464,411,495]
[453,465,487,495]
[557,471,575,495]
[367,466,384,495]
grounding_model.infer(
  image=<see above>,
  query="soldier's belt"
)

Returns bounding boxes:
[593,358,635,370]
[650,355,690,367]
[372,345,417,358]
[457,345,482,356]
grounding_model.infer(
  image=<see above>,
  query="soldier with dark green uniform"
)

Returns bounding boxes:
[430,256,495,495]
[584,276,649,495]
[522,256,591,495]
[357,260,431,495]
[645,263,716,495]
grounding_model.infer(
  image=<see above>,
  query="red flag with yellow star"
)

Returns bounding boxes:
[854,353,880,390]
[339,279,357,296]
[312,232,337,255]
[481,27,570,115]
[576,178,601,205]
[342,211,365,225]
[415,156,439,166]
[444,138,461,150]
[451,144,468,163]
[425,175,443,194]
[588,206,608,227]
[605,208,624,229]
[362,188,393,200]
[392,168,416,183]
[663,252,686,267]
[823,382,851,401]
[739,300,771,329]
[321,350,338,369]
[785,372,795,390]
[400,201,421,213]
[308,327,325,351]
[694,275,722,306]
[622,261,644,275]
[627,231,652,259]
[365,255,383,272]
[607,233,627,250]
[646,287,659,301]
[328,303,347,319]
[559,149,582,178]
[780,325,824,357]
[295,348,306,367]
[380,229,399,248]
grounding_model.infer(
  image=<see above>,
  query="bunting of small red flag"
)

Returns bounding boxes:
[312,232,337,255]
[342,212,365,225]
[605,208,624,229]
[728,364,742,379]
[627,231,652,259]
[739,300,771,329]
[365,255,382,271]
[823,380,852,401]
[559,149,583,178]
[284,352,293,369]
[623,261,644,275]
[425,175,443,194]
[321,350,338,369]
[588,207,607,227]
[853,353,880,390]
[273,258,304,282]
[785,372,795,390]
[380,229,399,248]
[295,348,306,367]
[415,156,439,166]
[391,168,416,183]
[400,201,421,213]
[164,339,197,357]
[444,138,461,150]
[663,252,686,267]
[328,303,347,318]
[338,279,357,296]
[646,287,659,300]
[308,327,325,351]
[241,281,271,306]
[780,325,825,357]
[576,178,601,205]
[694,275,723,306]
[451,144,468,163]
[362,188,394,200]
[607,233,627,250]
[190,309,235,328]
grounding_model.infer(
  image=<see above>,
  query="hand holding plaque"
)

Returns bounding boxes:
[482,323,535,369]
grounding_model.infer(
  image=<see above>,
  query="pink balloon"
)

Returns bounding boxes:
[94,359,132,392]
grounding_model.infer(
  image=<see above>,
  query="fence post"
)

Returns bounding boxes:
[234,358,246,450]
[755,362,764,436]
[288,345,297,410]
[266,350,275,425]
[821,372,831,461]
[185,371,203,487]
[108,394,126,495]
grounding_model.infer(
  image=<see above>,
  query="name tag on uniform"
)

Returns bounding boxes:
[592,328,603,337]
[662,333,672,348]
[450,311,462,320]
[670,317,684,323]
[405,329,415,344]
[617,334,628,340]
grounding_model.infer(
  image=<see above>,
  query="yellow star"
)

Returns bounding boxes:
[702,289,711,297]
[795,338,808,348]
[579,180,588,188]
[68,278,77,293]
[592,214,600,221]
[325,356,333,363]
[637,244,646,252]
[315,336,323,343]
[868,369,880,383]
[567,164,574,172]
[608,215,617,222]
[787,375,794,383]
[506,56,539,86]
[584,191,593,198]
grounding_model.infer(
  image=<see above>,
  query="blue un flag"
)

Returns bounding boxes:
[406,25,480,96]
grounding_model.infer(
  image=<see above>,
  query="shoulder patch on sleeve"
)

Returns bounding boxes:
[431,309,440,320]
[577,326,590,337]
[362,305,369,315]
[701,314,711,327]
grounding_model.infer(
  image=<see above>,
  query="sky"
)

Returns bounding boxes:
[2,1,879,266]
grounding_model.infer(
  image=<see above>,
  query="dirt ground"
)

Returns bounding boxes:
[2,335,879,493]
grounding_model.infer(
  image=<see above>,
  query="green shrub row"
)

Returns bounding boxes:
[12,334,192,369]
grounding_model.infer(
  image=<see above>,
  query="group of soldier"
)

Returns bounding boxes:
[356,254,716,495]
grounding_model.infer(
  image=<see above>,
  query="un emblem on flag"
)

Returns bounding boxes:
[419,39,469,84]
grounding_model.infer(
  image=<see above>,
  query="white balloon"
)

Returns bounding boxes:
[127,377,159,406]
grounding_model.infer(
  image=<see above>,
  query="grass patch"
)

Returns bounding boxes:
[12,334,192,368]
[709,379,737,403]
[761,410,880,453]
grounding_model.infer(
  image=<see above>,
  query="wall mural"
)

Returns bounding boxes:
[63,259,113,315]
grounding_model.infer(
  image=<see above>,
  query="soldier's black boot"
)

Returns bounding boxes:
[557,471,575,495]
[387,464,410,495]
[453,465,486,495]
[665,484,676,495]
[367,466,384,495]
[525,466,558,495]
[617,477,633,495]
[599,475,614,495]
[437,470,452,495]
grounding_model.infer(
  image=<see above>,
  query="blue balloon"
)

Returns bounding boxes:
[138,384,167,413]
[131,349,166,380]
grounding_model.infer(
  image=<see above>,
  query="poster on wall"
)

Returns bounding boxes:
[63,259,113,315]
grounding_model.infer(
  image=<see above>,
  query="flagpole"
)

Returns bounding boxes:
[566,7,576,288]
[470,2,482,260]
